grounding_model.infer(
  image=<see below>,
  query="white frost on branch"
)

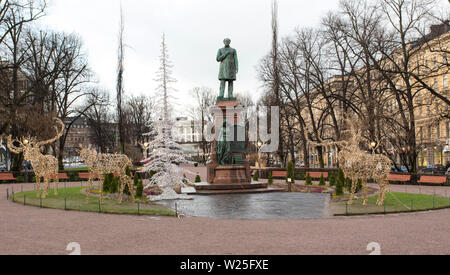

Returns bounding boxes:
[142,34,194,201]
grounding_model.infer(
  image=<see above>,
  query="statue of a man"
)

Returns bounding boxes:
[216,38,239,100]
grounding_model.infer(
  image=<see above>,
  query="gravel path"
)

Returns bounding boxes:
[0,182,449,255]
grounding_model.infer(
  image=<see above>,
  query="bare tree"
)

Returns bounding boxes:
[123,94,155,146]
[189,86,215,163]
[116,5,125,154]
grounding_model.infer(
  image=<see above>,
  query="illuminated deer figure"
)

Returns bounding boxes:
[7,119,65,199]
[79,145,135,205]
[308,119,392,206]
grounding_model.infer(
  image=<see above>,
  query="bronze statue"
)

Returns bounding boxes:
[216,38,239,101]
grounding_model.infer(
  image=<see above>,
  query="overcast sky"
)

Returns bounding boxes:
[39,0,343,114]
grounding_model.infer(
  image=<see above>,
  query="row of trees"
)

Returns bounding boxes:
[0,0,156,171]
[258,0,449,172]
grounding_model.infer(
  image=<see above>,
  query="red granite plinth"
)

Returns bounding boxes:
[213,165,250,185]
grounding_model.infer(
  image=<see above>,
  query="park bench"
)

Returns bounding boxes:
[0,173,16,182]
[418,176,447,185]
[272,171,287,179]
[307,172,329,179]
[387,174,411,183]
[50,173,69,181]
[78,172,100,180]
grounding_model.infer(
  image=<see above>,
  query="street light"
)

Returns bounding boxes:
[257,141,263,180]
[370,141,377,154]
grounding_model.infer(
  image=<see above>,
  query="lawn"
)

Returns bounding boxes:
[12,187,176,217]
[331,192,450,216]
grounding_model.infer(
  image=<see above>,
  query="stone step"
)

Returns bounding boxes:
[194,183,268,191]
[195,187,285,195]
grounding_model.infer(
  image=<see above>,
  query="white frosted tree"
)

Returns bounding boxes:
[143,34,193,201]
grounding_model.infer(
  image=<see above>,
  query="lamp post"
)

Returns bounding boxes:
[257,141,263,179]
[370,141,377,155]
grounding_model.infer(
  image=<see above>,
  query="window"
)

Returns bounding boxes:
[444,53,448,65]
[437,122,440,139]
[444,75,448,89]
[436,100,440,113]
[434,78,439,90]
[420,126,424,141]
[434,56,438,68]
[428,125,432,139]
[447,122,450,138]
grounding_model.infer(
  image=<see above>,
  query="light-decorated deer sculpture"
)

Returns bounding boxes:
[7,119,65,199]
[79,145,135,205]
[308,119,392,206]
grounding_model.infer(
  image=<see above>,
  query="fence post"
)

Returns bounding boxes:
[64,197,67,211]
[384,201,386,214]
[138,202,140,216]
[12,191,14,202]
[346,203,348,216]
[433,196,435,209]
[6,188,9,200]
[24,195,26,206]
[175,202,178,217]
[411,200,413,212]
[40,196,42,208]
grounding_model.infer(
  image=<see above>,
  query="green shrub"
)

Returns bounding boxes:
[133,173,139,186]
[136,179,144,198]
[123,179,131,196]
[345,178,352,191]
[268,172,273,185]
[103,174,112,193]
[16,176,24,183]
[336,169,345,196]
[319,174,326,186]
[195,174,202,183]
[287,161,295,184]
[110,176,119,194]
[306,173,312,186]
[295,171,306,181]
[253,172,259,182]
[329,173,336,187]
[356,179,363,193]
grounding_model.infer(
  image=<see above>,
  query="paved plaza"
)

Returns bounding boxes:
[1,182,449,255]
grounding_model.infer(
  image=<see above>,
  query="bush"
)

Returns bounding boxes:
[110,176,119,194]
[253,172,259,182]
[336,169,345,196]
[195,174,202,183]
[345,178,352,191]
[16,176,24,183]
[136,179,144,198]
[329,173,336,187]
[287,161,295,184]
[295,171,306,181]
[103,174,112,193]
[306,173,312,186]
[319,174,326,186]
[123,179,131,196]
[268,172,273,185]
[134,173,139,186]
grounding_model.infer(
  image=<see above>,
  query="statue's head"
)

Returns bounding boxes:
[223,38,231,47]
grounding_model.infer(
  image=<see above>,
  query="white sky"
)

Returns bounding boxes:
[39,0,342,115]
